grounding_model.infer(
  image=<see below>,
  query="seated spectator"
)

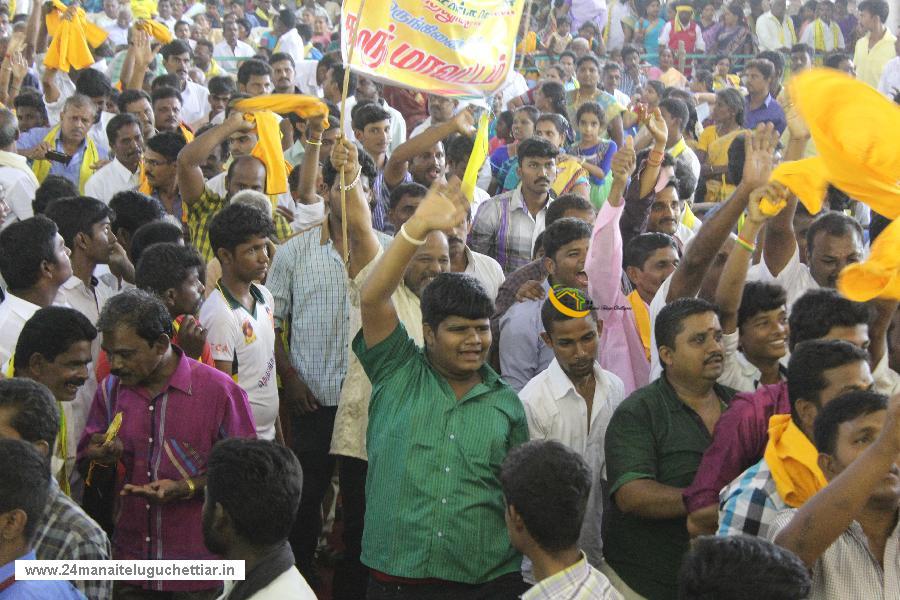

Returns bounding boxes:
[743,59,787,134]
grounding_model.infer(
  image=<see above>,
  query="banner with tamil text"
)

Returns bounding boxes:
[340,0,526,97]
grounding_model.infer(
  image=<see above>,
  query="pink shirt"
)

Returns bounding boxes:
[77,351,257,592]
[586,201,651,395]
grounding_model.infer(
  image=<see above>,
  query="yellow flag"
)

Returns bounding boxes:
[461,111,490,204]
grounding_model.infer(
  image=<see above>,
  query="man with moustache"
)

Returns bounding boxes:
[85,114,145,203]
[604,298,736,599]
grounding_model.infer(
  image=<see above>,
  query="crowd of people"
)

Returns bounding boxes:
[0,0,898,598]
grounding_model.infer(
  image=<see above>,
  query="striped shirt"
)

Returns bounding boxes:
[470,186,554,274]
[353,322,528,583]
[717,457,786,539]
[522,553,622,600]
[768,509,900,600]
[371,171,412,235]
[266,222,349,407]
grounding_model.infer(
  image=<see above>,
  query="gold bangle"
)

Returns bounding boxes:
[305,138,322,146]
[185,477,195,500]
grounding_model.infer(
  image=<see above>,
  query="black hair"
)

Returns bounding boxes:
[117,89,152,113]
[269,52,295,67]
[533,231,545,259]
[656,297,719,351]
[814,390,887,455]
[351,102,391,133]
[97,288,174,342]
[130,221,185,264]
[208,75,237,97]
[513,106,541,129]
[535,112,570,142]
[678,535,811,600]
[44,197,112,250]
[621,44,640,59]
[726,134,746,186]
[546,193,594,226]
[208,202,275,256]
[645,79,665,100]
[13,89,47,116]
[806,211,863,257]
[787,340,870,415]
[692,69,714,92]
[75,68,112,99]
[791,43,813,58]
[737,282,787,331]
[160,39,193,60]
[33,175,78,215]
[756,50,785,76]
[14,307,97,375]
[623,232,679,269]
[542,217,592,262]
[151,85,184,107]
[715,88,745,128]
[109,191,166,238]
[0,216,61,290]
[575,53,600,70]
[745,58,775,80]
[659,97,689,132]
[538,81,569,123]
[328,63,357,96]
[276,7,296,28]
[499,440,592,552]
[0,376,59,447]
[147,131,188,162]
[788,289,870,350]
[195,38,214,52]
[206,438,303,545]
[135,242,205,298]
[517,136,559,162]
[0,437,51,541]
[446,134,474,167]
[857,0,889,21]
[322,148,376,189]
[541,286,597,335]
[389,182,428,211]
[575,101,607,127]
[237,59,273,85]
[559,50,576,62]
[106,112,141,147]
[421,272,494,330]
[823,52,850,70]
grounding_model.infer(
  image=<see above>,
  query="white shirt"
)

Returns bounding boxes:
[107,24,129,47]
[0,292,40,366]
[292,201,325,231]
[873,352,900,397]
[275,28,305,65]
[55,274,116,326]
[612,88,631,107]
[878,57,900,99]
[0,162,39,231]
[752,245,819,311]
[213,39,256,59]
[341,97,408,154]
[799,19,845,52]
[180,80,211,126]
[294,59,321,97]
[498,70,530,111]
[717,330,786,392]
[605,0,634,52]
[216,565,316,600]
[462,247,504,301]
[756,11,796,51]
[200,283,279,440]
[648,273,674,381]
[84,158,140,204]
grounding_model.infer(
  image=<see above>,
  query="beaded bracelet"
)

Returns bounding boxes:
[735,236,756,253]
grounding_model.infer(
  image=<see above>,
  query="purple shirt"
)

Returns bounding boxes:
[77,350,257,592]
[744,94,787,135]
[682,382,789,513]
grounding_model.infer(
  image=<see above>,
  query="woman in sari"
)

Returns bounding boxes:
[633,0,667,65]
[656,46,689,88]
[704,2,755,56]
[695,87,746,203]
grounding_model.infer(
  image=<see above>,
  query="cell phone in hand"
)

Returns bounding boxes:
[44,150,71,165]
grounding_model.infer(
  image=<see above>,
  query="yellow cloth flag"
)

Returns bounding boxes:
[137,19,174,44]
[763,414,827,508]
[179,123,195,143]
[138,161,152,194]
[462,112,489,204]
[627,289,651,361]
[768,69,900,300]
[247,111,288,196]
[130,0,158,20]
[44,0,108,71]
[31,125,99,194]
[233,94,330,121]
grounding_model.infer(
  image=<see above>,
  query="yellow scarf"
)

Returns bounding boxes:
[812,19,839,52]
[205,58,223,79]
[136,18,174,44]
[462,112,489,203]
[255,8,273,28]
[31,125,99,194]
[604,0,617,44]
[517,31,537,54]
[668,137,688,159]
[44,0,109,71]
[179,123,195,142]
[763,414,827,507]
[245,111,288,196]
[138,161,152,194]
[234,93,330,120]
[627,289,651,361]
[552,158,589,196]
[674,7,694,33]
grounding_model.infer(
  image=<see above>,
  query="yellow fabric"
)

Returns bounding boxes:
[130,0,158,20]
[674,7,693,33]
[697,126,745,202]
[57,400,70,496]
[552,159,589,196]
[627,289,651,361]
[462,112,490,204]
[138,161,152,194]
[179,123,195,142]
[517,31,537,55]
[659,67,688,88]
[604,0,617,44]
[712,74,741,90]
[31,125,99,194]
[247,111,288,196]
[764,414,827,508]
[839,218,900,302]
[233,94,330,121]
[205,58,223,79]
[812,19,839,52]
[44,0,109,71]
[137,19,174,44]
[668,137,688,159]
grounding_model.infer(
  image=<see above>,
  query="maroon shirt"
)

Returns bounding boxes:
[682,382,790,513]
[77,350,257,592]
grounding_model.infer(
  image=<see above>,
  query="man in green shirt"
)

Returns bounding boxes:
[604,297,737,600]
[354,180,529,599]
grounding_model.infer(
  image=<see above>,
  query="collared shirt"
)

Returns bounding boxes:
[267,222,349,407]
[854,30,898,89]
[213,39,256,61]
[470,186,554,274]
[180,80,211,126]
[76,351,256,592]
[717,456,786,539]
[768,509,900,600]
[216,566,316,600]
[620,69,647,97]
[371,171,411,235]
[499,282,554,392]
[34,477,112,600]
[0,157,40,231]
[718,330,786,392]
[585,201,651,396]
[275,28,305,65]
[0,551,85,600]
[353,322,528,583]
[756,11,796,50]
[0,292,40,366]
[521,552,622,600]
[878,56,900,99]
[604,376,736,599]
[462,247,504,302]
[682,382,789,513]
[18,126,110,188]
[84,157,141,204]
[744,94,787,135]
[800,18,846,52]
[56,274,116,326]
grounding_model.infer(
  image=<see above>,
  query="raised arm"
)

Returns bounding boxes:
[383,108,475,188]
[330,138,381,279]
[360,180,468,347]
[666,123,779,302]
[125,29,156,92]
[296,116,326,206]
[639,108,668,199]
[177,111,254,206]
[775,394,900,567]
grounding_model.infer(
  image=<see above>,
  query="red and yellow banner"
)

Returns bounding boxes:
[341,0,525,97]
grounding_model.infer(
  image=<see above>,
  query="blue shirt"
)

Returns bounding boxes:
[18,127,109,188]
[0,550,86,599]
[744,94,787,135]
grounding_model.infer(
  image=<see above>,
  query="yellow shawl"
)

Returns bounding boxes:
[44,0,108,71]
[763,414,827,507]
[627,289,651,361]
[31,125,99,194]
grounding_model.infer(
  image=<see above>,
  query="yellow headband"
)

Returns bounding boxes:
[547,287,592,318]
[676,5,694,12]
